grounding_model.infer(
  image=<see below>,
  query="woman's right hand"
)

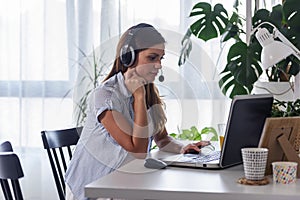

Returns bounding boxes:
[180,141,211,154]
[124,67,146,97]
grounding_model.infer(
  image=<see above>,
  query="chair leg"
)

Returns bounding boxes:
[1,179,13,200]
[12,180,24,200]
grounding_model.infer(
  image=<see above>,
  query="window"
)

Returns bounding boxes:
[0,0,281,147]
[0,0,101,146]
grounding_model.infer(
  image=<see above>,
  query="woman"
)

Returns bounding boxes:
[65,23,209,200]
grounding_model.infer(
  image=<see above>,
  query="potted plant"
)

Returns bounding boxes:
[179,0,300,98]
[272,99,300,117]
[151,125,219,150]
[170,126,218,141]
[65,47,110,126]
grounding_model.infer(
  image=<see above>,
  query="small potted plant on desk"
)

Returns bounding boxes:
[169,126,219,142]
[150,126,219,150]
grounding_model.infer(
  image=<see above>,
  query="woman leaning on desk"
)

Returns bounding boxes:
[65,23,210,200]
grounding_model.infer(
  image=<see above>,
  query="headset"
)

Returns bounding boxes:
[120,23,154,67]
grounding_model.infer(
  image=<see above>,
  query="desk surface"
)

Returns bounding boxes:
[85,151,300,200]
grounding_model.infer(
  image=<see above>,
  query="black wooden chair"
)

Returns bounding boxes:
[41,127,82,200]
[0,151,24,200]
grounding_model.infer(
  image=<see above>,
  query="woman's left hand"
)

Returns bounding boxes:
[180,141,211,154]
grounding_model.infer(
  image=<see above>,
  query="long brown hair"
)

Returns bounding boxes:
[104,23,167,133]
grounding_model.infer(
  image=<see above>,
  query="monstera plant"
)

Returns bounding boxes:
[179,0,300,98]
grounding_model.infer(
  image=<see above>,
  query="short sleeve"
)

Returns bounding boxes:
[92,86,124,119]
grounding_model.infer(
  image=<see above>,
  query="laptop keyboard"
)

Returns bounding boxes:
[194,151,221,163]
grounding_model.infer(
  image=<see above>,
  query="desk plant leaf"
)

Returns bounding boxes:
[201,127,218,141]
[178,126,200,140]
[170,126,218,141]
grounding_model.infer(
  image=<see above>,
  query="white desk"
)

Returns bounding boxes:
[85,151,300,200]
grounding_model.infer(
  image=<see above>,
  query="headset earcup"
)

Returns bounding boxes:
[120,45,135,67]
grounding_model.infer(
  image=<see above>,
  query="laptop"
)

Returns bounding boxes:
[161,94,274,169]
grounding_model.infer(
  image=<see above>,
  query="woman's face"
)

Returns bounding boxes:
[135,43,165,83]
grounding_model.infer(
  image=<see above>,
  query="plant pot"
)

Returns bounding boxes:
[252,81,294,101]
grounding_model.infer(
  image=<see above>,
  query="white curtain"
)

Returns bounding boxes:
[0,0,73,147]
[0,0,101,199]
[0,0,103,148]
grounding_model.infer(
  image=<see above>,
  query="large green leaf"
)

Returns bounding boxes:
[270,5,284,27]
[219,41,262,98]
[227,42,262,85]
[282,0,300,75]
[289,57,300,75]
[283,0,300,49]
[189,3,228,41]
[219,68,250,98]
[252,9,269,27]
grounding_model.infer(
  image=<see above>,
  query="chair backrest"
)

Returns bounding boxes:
[0,152,24,200]
[0,141,19,200]
[0,141,13,152]
[41,127,82,200]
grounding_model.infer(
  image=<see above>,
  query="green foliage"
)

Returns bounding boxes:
[252,2,300,82]
[170,126,218,141]
[271,99,300,117]
[219,41,262,98]
[179,0,300,98]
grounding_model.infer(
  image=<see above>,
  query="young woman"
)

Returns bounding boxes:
[65,23,209,200]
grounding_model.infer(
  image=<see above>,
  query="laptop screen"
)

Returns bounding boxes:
[220,94,273,168]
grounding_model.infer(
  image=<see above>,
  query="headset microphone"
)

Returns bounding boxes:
[158,69,164,82]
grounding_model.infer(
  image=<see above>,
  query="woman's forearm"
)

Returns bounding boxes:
[131,95,149,153]
[156,135,184,153]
